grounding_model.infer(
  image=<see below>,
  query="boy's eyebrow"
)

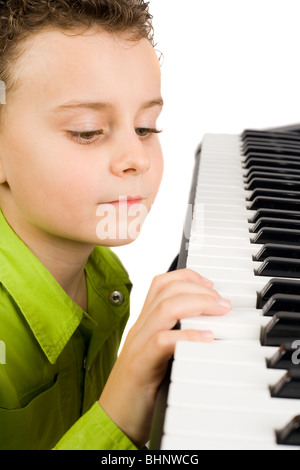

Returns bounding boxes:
[51,98,164,114]
[140,98,164,110]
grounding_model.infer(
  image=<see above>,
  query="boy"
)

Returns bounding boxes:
[0,0,231,450]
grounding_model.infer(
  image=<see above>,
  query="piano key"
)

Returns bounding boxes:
[242,130,300,143]
[254,244,300,261]
[251,218,300,232]
[270,370,300,399]
[250,196,300,212]
[262,294,300,317]
[245,170,300,182]
[249,208,300,223]
[248,187,300,201]
[187,244,259,259]
[258,278,300,307]
[162,407,300,445]
[244,156,300,170]
[276,416,300,447]
[242,134,300,147]
[247,178,300,192]
[267,345,300,371]
[161,434,297,450]
[167,380,300,416]
[256,258,300,278]
[205,209,256,221]
[188,265,264,283]
[243,144,300,156]
[260,312,300,347]
[187,254,259,270]
[189,234,254,249]
[180,308,270,340]
[251,227,300,245]
[174,340,277,365]
[170,360,284,387]
[244,151,300,162]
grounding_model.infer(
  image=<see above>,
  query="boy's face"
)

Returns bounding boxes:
[0,29,163,247]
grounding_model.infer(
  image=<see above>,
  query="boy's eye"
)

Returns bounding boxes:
[135,128,162,139]
[67,130,104,145]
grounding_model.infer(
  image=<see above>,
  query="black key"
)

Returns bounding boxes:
[248,188,300,202]
[269,369,300,399]
[249,209,300,223]
[245,170,300,183]
[251,218,300,233]
[244,157,300,172]
[256,257,300,278]
[246,178,300,192]
[262,294,300,317]
[243,139,300,150]
[242,135,300,145]
[244,152,300,164]
[276,416,300,446]
[252,228,300,246]
[267,345,300,371]
[244,145,300,157]
[258,279,300,308]
[254,244,300,262]
[249,197,300,212]
[243,142,300,155]
[242,130,300,143]
[260,312,300,347]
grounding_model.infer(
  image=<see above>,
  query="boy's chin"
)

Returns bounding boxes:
[95,232,143,248]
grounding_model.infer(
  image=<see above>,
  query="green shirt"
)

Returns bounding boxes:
[0,209,137,450]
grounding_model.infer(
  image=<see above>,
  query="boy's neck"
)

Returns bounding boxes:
[1,206,94,312]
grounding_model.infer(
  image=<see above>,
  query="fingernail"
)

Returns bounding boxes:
[200,330,214,340]
[201,276,214,287]
[217,298,232,310]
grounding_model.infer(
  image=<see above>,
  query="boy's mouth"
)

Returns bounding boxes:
[103,196,144,207]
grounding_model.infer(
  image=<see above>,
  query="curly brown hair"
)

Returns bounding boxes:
[0,0,154,106]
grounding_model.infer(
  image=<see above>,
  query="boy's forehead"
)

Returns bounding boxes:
[12,28,161,108]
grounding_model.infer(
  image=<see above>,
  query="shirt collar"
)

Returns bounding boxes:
[0,209,93,364]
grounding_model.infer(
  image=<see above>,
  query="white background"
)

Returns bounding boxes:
[114,0,300,343]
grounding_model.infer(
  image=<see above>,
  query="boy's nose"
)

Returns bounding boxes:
[110,137,150,177]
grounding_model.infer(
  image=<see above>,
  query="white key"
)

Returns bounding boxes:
[167,382,300,415]
[180,307,270,340]
[162,407,299,444]
[174,340,277,365]
[170,360,284,387]
[161,435,297,450]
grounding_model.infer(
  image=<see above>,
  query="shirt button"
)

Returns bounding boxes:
[109,291,125,306]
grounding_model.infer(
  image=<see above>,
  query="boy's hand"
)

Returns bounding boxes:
[98,268,231,448]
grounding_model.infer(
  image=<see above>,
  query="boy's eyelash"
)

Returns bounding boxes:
[135,128,162,140]
[66,128,162,145]
[67,130,104,145]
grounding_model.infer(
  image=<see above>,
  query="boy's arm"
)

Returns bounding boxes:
[99,268,231,449]
[53,402,138,450]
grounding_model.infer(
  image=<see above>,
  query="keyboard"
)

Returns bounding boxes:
[150,128,300,450]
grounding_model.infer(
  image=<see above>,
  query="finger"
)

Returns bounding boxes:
[150,328,215,365]
[139,280,222,325]
[145,269,214,306]
[143,293,231,333]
